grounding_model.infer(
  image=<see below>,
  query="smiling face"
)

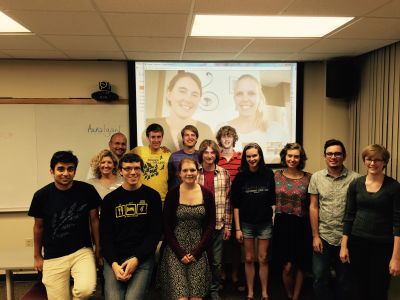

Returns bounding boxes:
[51,162,76,190]
[202,146,217,167]
[120,161,142,188]
[364,154,385,175]
[167,77,201,119]
[147,130,163,152]
[234,77,261,118]
[179,160,198,184]
[99,156,115,176]
[182,129,198,149]
[324,145,345,170]
[220,134,234,150]
[285,149,301,170]
[245,147,260,172]
[109,134,127,158]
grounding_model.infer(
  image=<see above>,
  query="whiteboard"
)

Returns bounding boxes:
[0,103,129,212]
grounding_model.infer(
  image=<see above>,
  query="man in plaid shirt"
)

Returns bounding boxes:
[197,139,232,300]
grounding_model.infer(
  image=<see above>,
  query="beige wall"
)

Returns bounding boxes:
[0,59,352,262]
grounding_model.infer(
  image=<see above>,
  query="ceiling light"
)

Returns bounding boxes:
[191,15,353,38]
[0,11,30,33]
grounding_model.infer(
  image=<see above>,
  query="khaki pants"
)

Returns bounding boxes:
[42,247,97,300]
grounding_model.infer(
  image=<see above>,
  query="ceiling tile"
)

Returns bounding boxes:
[246,38,318,52]
[0,35,55,50]
[125,51,181,60]
[283,0,389,16]
[94,0,192,13]
[1,49,68,59]
[63,50,126,60]
[181,52,237,60]
[185,37,251,52]
[305,38,398,55]
[291,52,338,61]
[331,17,400,39]
[6,11,110,35]
[105,13,188,37]
[236,52,294,61]
[117,36,183,52]
[42,35,120,51]
[194,0,293,14]
[0,0,94,11]
[368,1,400,17]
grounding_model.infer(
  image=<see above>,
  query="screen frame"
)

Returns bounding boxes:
[127,60,304,168]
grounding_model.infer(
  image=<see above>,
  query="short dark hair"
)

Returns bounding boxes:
[324,139,347,158]
[279,143,307,170]
[240,143,266,173]
[181,125,199,139]
[118,153,144,170]
[50,151,78,170]
[216,126,239,147]
[146,123,164,137]
[198,140,220,165]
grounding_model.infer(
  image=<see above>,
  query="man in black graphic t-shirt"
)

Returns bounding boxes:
[100,153,162,300]
[28,151,101,300]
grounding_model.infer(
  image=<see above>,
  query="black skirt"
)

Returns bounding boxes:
[271,213,312,271]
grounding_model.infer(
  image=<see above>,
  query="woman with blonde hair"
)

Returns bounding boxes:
[226,74,289,152]
[88,149,122,199]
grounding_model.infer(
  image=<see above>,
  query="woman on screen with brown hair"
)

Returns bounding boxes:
[145,71,214,151]
[225,74,289,161]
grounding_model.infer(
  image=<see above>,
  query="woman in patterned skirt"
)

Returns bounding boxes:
[159,158,216,300]
[273,143,312,300]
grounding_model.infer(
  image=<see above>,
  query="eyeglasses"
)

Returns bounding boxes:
[325,152,343,158]
[365,158,384,163]
[121,166,142,173]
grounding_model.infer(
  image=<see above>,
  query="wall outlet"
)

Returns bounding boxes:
[25,238,33,247]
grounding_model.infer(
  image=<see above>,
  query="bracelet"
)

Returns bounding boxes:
[236,229,241,231]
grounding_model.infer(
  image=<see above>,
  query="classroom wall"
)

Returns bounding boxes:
[0,59,351,260]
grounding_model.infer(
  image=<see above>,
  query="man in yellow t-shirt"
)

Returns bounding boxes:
[131,123,170,201]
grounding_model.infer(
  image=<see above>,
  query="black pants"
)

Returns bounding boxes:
[348,235,393,300]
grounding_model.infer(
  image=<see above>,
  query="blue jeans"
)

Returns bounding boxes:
[210,228,224,297]
[312,238,351,300]
[103,257,154,300]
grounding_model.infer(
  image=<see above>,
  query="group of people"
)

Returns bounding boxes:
[28,122,400,300]
[144,71,289,162]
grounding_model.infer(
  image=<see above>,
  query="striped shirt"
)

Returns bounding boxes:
[198,165,232,230]
[218,151,241,182]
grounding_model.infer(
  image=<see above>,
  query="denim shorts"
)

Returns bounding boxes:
[241,221,272,240]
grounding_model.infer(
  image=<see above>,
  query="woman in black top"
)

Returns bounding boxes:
[232,143,275,300]
[340,144,400,300]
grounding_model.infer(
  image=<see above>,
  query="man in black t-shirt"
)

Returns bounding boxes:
[100,153,162,300]
[28,151,101,300]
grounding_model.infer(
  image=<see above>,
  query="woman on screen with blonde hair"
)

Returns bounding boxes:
[87,149,122,199]
[145,71,214,151]
[226,74,289,160]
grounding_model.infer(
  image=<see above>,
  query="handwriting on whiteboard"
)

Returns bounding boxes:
[87,124,122,137]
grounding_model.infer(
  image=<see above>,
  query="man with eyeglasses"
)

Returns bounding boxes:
[100,153,162,300]
[308,139,360,300]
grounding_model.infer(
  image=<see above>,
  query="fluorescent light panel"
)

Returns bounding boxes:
[0,11,30,32]
[191,15,353,37]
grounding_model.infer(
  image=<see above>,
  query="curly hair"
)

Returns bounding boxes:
[216,126,239,148]
[279,143,307,170]
[90,149,118,179]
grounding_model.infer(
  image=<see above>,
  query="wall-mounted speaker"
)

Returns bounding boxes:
[326,58,358,98]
